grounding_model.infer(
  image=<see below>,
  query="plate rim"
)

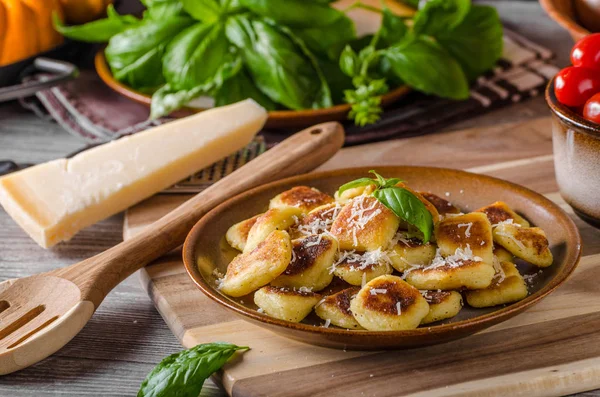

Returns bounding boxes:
[182,166,582,340]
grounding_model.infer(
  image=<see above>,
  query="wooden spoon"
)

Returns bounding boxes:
[0,122,345,375]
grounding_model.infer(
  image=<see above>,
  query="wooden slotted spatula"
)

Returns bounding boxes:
[0,122,345,375]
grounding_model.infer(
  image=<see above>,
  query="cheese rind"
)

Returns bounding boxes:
[0,99,267,248]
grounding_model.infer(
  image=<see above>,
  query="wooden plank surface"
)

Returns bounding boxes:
[125,117,600,396]
[0,1,592,396]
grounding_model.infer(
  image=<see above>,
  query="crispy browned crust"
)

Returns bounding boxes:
[421,290,453,304]
[276,186,334,212]
[515,227,549,255]
[322,287,360,316]
[363,279,419,314]
[261,285,321,298]
[417,259,483,274]
[284,235,334,276]
[330,196,397,242]
[476,201,515,224]
[237,214,261,242]
[336,254,379,271]
[419,192,461,216]
[435,213,492,249]
[298,203,339,228]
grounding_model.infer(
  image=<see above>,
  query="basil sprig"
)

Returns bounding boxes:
[138,342,249,397]
[338,171,433,242]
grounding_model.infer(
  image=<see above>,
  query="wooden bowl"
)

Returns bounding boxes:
[540,0,591,42]
[94,51,411,129]
[182,166,582,350]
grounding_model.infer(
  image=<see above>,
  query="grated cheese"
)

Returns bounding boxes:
[424,245,483,271]
[298,286,313,293]
[396,301,402,316]
[297,202,342,236]
[491,219,515,228]
[495,229,527,251]
[492,256,506,284]
[304,234,323,247]
[369,288,387,295]
[322,319,331,328]
[361,272,367,287]
[457,222,473,238]
[257,307,264,313]
[331,248,393,273]
[346,196,380,247]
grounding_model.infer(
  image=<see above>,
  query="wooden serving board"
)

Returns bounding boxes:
[125,117,600,397]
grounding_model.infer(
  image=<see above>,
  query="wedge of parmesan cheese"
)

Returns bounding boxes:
[0,99,267,248]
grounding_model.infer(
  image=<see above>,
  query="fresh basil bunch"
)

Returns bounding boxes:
[55,0,503,124]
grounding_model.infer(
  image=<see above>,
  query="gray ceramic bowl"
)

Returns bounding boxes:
[546,78,600,228]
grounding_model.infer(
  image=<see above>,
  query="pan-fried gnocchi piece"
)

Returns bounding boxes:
[293,202,343,238]
[271,235,337,291]
[435,212,494,265]
[219,230,292,297]
[494,246,514,263]
[334,184,376,204]
[254,286,321,322]
[419,192,461,218]
[389,234,436,272]
[225,214,262,251]
[332,251,393,286]
[244,207,303,253]
[314,287,364,329]
[330,196,400,251]
[476,201,530,227]
[405,259,496,290]
[350,275,430,331]
[493,223,553,267]
[269,186,334,214]
[465,262,528,307]
[420,291,463,324]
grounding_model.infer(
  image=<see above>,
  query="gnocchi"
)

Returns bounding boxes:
[218,173,554,331]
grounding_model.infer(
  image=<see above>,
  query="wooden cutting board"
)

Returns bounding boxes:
[124,117,600,397]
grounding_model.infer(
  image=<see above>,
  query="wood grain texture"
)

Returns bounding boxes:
[125,117,600,396]
[0,1,590,395]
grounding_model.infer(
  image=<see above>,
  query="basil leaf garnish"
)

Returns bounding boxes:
[138,343,249,397]
[373,187,433,242]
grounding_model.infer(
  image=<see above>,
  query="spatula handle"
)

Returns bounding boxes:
[57,122,345,306]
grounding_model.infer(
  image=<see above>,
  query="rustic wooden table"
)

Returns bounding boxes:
[0,1,596,396]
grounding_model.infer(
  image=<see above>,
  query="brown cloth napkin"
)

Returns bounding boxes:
[20,29,557,147]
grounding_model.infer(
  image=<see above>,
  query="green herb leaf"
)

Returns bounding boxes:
[369,170,387,186]
[105,16,194,90]
[137,343,249,397]
[142,0,185,19]
[316,56,353,104]
[293,14,356,61]
[379,7,408,47]
[412,0,470,36]
[53,5,139,43]
[162,23,230,90]
[373,187,433,242]
[436,5,503,81]
[339,45,359,77]
[239,0,343,28]
[214,68,278,110]
[181,0,221,23]
[384,37,469,100]
[151,53,242,118]
[225,15,332,110]
[337,178,378,196]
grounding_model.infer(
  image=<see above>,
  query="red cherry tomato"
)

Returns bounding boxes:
[571,33,600,70]
[583,92,600,123]
[555,66,600,107]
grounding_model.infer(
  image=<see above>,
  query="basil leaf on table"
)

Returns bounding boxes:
[162,23,230,89]
[214,69,278,110]
[373,187,433,242]
[436,5,503,81]
[138,343,249,397]
[106,16,194,89]
[225,15,332,110]
[53,5,139,42]
[151,53,242,118]
[412,0,470,36]
[238,0,343,27]
[293,14,356,61]
[181,0,221,22]
[384,37,469,100]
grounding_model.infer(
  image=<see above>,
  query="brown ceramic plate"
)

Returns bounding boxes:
[183,167,581,350]
[94,51,410,129]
